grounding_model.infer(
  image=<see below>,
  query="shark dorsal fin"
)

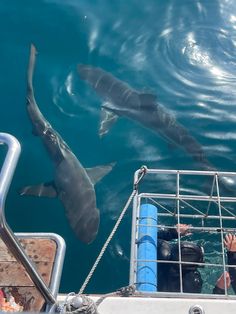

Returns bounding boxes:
[86,163,115,185]
[139,93,157,111]
[99,106,118,137]
[139,93,157,103]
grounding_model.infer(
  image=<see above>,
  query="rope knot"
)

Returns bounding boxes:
[134,165,148,190]
[116,285,136,297]
[140,165,148,175]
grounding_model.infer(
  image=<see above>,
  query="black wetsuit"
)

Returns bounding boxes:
[157,228,236,294]
[158,228,179,241]
[157,228,203,293]
[212,251,236,294]
[157,229,236,294]
[227,251,236,293]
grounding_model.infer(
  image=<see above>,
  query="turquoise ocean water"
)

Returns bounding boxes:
[1,0,236,294]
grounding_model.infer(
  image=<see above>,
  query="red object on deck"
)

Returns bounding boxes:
[0,289,5,301]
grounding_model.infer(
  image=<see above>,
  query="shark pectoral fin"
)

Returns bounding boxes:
[19,181,58,198]
[86,162,115,185]
[99,107,118,137]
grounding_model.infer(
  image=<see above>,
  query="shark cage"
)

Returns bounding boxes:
[129,168,236,298]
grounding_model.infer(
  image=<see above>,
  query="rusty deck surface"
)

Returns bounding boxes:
[0,237,57,311]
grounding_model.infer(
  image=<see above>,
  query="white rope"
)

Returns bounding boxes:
[79,189,136,294]
[78,166,147,295]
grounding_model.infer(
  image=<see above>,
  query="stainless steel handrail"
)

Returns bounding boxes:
[0,133,56,305]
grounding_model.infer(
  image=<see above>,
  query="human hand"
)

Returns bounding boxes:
[216,271,231,290]
[224,233,236,252]
[176,224,191,236]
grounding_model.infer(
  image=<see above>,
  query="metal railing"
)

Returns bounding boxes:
[129,167,236,297]
[0,133,58,305]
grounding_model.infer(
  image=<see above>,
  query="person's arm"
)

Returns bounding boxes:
[224,234,236,294]
[158,224,190,241]
[227,251,236,293]
[212,272,230,294]
[212,286,225,294]
[158,228,178,240]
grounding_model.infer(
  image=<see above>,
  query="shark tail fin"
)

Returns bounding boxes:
[27,44,38,93]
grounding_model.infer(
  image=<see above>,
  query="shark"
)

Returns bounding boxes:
[77,65,211,166]
[77,65,236,192]
[20,45,114,244]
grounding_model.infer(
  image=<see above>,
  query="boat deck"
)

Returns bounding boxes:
[57,293,236,314]
[0,237,57,311]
